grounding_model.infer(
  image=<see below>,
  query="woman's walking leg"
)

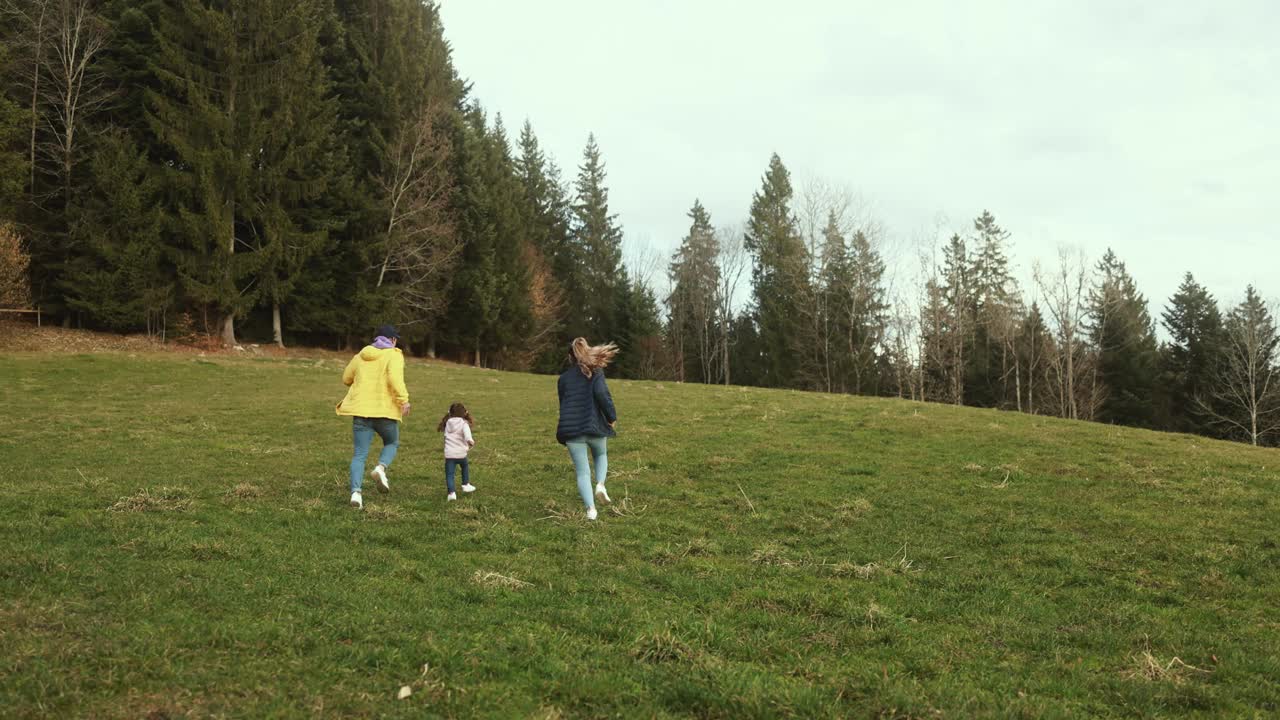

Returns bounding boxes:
[566,439,594,510]
[373,418,399,469]
[350,418,374,493]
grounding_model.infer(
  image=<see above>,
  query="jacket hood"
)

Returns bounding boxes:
[359,346,396,361]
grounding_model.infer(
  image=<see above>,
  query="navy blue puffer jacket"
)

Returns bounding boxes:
[556,368,617,444]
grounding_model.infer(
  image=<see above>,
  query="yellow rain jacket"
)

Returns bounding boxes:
[336,346,410,421]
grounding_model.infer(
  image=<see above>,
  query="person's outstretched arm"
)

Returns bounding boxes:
[593,371,617,425]
[463,421,475,447]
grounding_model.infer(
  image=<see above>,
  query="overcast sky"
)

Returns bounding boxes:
[437,1,1277,317]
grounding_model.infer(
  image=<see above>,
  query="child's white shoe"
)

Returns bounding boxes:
[594,483,611,504]
[350,492,363,509]
[372,465,390,493]
[447,492,457,501]
[586,507,598,521]
[461,483,476,493]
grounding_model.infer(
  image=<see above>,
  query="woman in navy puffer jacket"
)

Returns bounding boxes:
[556,337,619,520]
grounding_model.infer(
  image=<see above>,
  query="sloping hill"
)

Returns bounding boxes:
[1,352,1276,718]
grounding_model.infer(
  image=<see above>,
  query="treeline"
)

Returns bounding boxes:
[1,1,1276,447]
[662,154,1278,447]
[0,0,661,372]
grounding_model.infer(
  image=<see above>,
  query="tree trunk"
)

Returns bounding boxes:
[272,302,284,348]
[28,2,47,192]
[221,314,236,347]
[427,335,436,359]
[1015,354,1023,413]
[474,338,481,368]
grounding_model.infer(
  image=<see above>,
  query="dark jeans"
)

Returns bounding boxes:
[445,458,470,494]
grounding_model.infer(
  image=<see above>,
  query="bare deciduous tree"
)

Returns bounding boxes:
[40,0,108,200]
[1198,288,1280,446]
[1034,246,1102,420]
[714,223,748,385]
[374,99,461,325]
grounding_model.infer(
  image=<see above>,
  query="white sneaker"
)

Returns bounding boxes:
[447,492,457,501]
[595,483,611,504]
[350,492,363,509]
[586,507,598,521]
[371,465,390,493]
[461,483,477,493]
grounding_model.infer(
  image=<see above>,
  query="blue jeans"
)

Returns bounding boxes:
[350,417,399,492]
[565,435,608,510]
[445,458,470,494]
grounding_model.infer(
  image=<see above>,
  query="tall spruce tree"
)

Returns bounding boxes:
[816,211,851,392]
[939,234,976,404]
[515,119,573,367]
[1088,249,1159,426]
[744,154,809,388]
[247,0,341,347]
[968,211,1019,407]
[668,199,720,383]
[1159,273,1225,433]
[442,108,531,366]
[63,130,171,334]
[147,0,286,343]
[571,133,623,342]
[845,229,888,395]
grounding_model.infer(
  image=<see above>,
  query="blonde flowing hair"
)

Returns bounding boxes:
[570,337,618,377]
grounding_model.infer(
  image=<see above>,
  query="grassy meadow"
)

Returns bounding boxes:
[0,351,1277,718]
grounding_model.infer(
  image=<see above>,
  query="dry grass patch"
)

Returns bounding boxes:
[226,482,261,499]
[751,543,797,567]
[364,505,405,521]
[471,570,531,590]
[108,487,191,513]
[1125,647,1212,684]
[836,498,872,519]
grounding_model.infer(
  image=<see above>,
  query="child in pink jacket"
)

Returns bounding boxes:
[438,403,476,501]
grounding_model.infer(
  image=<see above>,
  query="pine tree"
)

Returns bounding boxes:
[1159,273,1225,433]
[668,199,720,383]
[744,153,809,388]
[445,108,531,367]
[968,211,1019,407]
[614,268,665,379]
[816,211,851,392]
[939,234,976,404]
[147,0,282,344]
[246,0,341,348]
[0,38,25,220]
[63,130,171,334]
[845,229,888,395]
[570,133,623,343]
[515,119,572,366]
[1088,249,1159,426]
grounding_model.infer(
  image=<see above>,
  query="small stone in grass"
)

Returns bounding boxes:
[397,685,412,700]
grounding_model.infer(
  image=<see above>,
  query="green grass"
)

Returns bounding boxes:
[1,352,1278,718]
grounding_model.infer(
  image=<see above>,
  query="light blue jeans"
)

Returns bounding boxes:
[350,417,399,492]
[565,435,608,510]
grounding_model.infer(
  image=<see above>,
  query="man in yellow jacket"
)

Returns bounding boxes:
[336,325,411,509]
